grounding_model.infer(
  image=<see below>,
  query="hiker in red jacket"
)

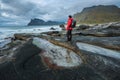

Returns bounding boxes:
[66,15,73,41]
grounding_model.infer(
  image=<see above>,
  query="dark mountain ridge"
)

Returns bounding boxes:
[28,18,64,26]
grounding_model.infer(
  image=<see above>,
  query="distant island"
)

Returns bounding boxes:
[73,5,120,24]
[27,18,64,26]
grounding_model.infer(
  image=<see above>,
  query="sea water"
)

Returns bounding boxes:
[0,25,61,48]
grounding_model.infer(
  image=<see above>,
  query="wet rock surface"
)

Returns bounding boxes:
[0,22,120,80]
[0,39,104,80]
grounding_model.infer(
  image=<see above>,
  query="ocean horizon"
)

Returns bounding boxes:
[0,25,61,48]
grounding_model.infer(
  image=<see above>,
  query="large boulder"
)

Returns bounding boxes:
[14,34,29,41]
[76,25,90,30]
[59,24,65,30]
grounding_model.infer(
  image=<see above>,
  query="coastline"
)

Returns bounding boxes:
[0,22,120,80]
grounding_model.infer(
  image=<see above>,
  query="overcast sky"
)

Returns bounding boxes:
[0,0,120,26]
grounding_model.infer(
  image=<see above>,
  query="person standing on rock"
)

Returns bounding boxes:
[66,15,73,41]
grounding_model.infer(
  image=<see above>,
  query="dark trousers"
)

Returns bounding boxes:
[67,30,72,41]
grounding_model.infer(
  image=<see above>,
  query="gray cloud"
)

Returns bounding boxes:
[0,0,120,25]
[1,0,38,17]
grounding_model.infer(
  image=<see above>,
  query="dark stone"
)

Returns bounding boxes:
[42,31,60,36]
[59,24,65,30]
[77,25,90,30]
[50,27,56,30]
[0,62,20,80]
[80,50,120,80]
[14,34,28,41]
[0,39,42,80]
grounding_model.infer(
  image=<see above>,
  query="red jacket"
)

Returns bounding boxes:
[66,17,73,30]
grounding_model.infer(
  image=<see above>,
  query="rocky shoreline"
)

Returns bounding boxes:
[0,22,120,80]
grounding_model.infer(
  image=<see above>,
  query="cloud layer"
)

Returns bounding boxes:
[0,0,120,25]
